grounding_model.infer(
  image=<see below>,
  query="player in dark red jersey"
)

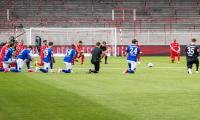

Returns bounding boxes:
[73,41,84,64]
[170,39,181,63]
[0,42,9,68]
[36,40,48,66]
[15,40,25,57]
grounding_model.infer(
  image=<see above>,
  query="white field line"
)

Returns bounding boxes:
[73,67,186,69]
[31,67,186,70]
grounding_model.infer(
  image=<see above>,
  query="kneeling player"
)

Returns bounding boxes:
[35,42,54,73]
[123,39,140,74]
[89,42,102,73]
[73,41,84,64]
[0,42,16,72]
[185,38,199,74]
[58,44,76,73]
[9,46,33,72]
[36,40,48,66]
[0,42,9,68]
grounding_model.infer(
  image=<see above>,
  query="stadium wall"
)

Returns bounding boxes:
[0,45,198,56]
[28,45,187,56]
[117,45,189,56]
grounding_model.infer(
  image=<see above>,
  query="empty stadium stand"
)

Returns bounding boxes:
[0,0,200,49]
[0,0,200,29]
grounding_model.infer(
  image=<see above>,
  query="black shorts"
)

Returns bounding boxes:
[187,59,199,69]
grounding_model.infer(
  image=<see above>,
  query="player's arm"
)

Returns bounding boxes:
[125,47,129,56]
[197,47,200,53]
[39,47,43,54]
[177,44,181,53]
[138,48,141,55]
[104,46,109,53]
[11,50,17,62]
[185,46,187,53]
[51,57,55,63]
[51,51,55,63]
[196,47,199,57]
[79,46,84,54]
[12,50,17,58]
[80,48,84,53]
[28,52,34,61]
[75,45,80,52]
[170,44,177,52]
[100,50,104,59]
[73,51,77,59]
[185,46,189,56]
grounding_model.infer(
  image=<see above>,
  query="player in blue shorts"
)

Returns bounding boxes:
[8,46,33,72]
[123,39,140,74]
[58,44,76,73]
[35,42,54,73]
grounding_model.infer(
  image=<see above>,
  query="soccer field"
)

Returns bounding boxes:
[0,56,200,120]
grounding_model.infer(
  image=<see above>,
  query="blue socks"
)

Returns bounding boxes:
[0,68,4,72]
[128,69,135,73]
[26,61,30,69]
[50,62,53,69]
[10,69,20,72]
[62,69,71,73]
[39,68,48,73]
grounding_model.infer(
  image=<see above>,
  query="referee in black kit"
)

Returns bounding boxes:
[100,41,108,64]
[185,38,199,74]
[89,42,103,73]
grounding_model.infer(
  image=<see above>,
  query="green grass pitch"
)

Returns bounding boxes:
[0,56,200,120]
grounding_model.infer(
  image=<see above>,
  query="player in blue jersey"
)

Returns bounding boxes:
[123,39,140,74]
[35,42,54,73]
[1,42,16,72]
[58,44,76,73]
[9,46,33,72]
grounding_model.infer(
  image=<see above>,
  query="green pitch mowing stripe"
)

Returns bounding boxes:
[0,74,130,120]
[0,56,200,120]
